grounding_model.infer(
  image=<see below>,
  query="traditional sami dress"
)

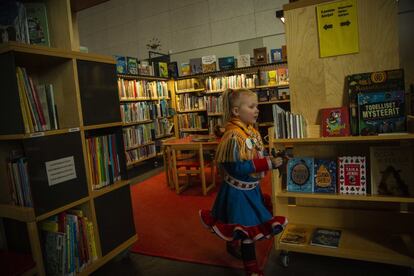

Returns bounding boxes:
[200,118,287,242]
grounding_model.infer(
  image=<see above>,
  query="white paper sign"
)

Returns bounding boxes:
[45,156,77,186]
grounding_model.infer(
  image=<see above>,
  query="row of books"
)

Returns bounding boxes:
[85,134,121,190]
[16,67,58,133]
[258,87,290,102]
[206,95,223,114]
[123,124,153,150]
[177,113,206,130]
[176,94,206,112]
[117,79,169,100]
[125,144,156,165]
[272,104,307,139]
[208,117,223,135]
[116,56,164,77]
[257,67,289,86]
[153,118,174,138]
[120,101,171,124]
[286,145,414,197]
[7,155,32,207]
[40,210,97,275]
[280,224,341,248]
[0,2,50,46]
[204,74,256,92]
[175,78,203,92]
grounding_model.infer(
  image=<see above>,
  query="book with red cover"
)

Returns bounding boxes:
[338,156,367,195]
[321,107,350,137]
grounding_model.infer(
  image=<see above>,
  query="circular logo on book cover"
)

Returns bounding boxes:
[290,161,310,185]
[371,72,386,83]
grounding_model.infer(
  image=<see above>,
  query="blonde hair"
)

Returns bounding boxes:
[222,88,257,125]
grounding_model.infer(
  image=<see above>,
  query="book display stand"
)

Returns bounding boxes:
[0,2,136,275]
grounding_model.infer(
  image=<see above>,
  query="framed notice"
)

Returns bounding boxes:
[316,0,359,57]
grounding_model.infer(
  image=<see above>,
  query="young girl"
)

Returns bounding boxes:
[200,88,287,276]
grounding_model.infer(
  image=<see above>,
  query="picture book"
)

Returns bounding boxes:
[218,56,235,71]
[287,157,314,193]
[168,61,178,78]
[25,2,50,46]
[357,90,405,135]
[189,58,202,74]
[278,87,290,100]
[115,56,127,74]
[257,90,268,102]
[201,55,217,73]
[237,54,251,68]
[346,69,405,135]
[270,48,283,63]
[180,62,190,76]
[158,62,168,78]
[370,145,414,197]
[126,57,138,75]
[279,224,313,245]
[267,70,277,85]
[277,67,289,85]
[320,107,350,137]
[338,156,367,195]
[253,47,267,65]
[313,159,337,193]
[310,228,341,248]
[0,1,30,44]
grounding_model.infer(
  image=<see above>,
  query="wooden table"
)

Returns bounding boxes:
[163,136,220,195]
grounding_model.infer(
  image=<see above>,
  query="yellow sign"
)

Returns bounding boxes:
[317,0,359,57]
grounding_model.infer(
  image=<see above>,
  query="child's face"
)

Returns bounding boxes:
[232,93,259,125]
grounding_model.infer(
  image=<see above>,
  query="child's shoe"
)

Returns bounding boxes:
[226,240,242,259]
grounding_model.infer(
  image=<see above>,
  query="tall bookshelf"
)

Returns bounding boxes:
[0,1,136,275]
[175,62,290,140]
[117,74,175,171]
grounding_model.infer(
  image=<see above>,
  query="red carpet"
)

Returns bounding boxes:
[130,171,274,270]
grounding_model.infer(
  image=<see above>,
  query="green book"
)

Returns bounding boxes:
[25,2,50,47]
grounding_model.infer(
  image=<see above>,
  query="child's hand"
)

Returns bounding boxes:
[271,156,283,168]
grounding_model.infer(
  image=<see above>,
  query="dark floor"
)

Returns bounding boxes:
[92,165,412,276]
[92,248,412,276]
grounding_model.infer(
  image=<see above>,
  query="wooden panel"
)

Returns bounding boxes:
[285,0,400,125]
[46,0,76,50]
[70,0,109,12]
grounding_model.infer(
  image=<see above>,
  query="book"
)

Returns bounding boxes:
[0,1,30,44]
[180,62,190,76]
[167,61,178,78]
[189,58,202,74]
[127,57,138,75]
[310,228,341,248]
[115,56,127,74]
[253,47,267,65]
[201,55,217,73]
[25,2,50,46]
[279,224,313,245]
[357,90,405,135]
[287,157,314,193]
[237,54,251,68]
[281,45,287,61]
[277,67,289,85]
[346,69,405,136]
[313,159,336,193]
[320,107,350,137]
[370,145,414,197]
[158,62,168,78]
[270,48,283,63]
[218,56,235,71]
[338,156,367,195]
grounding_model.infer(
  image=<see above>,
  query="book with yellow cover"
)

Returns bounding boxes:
[279,224,313,245]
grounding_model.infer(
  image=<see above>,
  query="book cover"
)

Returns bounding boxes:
[267,70,277,85]
[287,157,314,193]
[201,55,217,73]
[310,228,341,248]
[270,48,283,63]
[189,58,203,74]
[158,62,168,78]
[25,2,50,46]
[168,61,178,79]
[347,69,405,135]
[127,57,138,75]
[370,145,414,197]
[338,156,367,195]
[253,47,267,65]
[320,107,350,137]
[257,90,268,102]
[357,90,405,135]
[180,62,190,76]
[277,67,289,85]
[0,2,30,44]
[218,56,235,71]
[279,224,313,245]
[314,159,337,193]
[237,54,251,68]
[115,56,127,74]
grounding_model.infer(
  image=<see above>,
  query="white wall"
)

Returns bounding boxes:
[77,0,288,64]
